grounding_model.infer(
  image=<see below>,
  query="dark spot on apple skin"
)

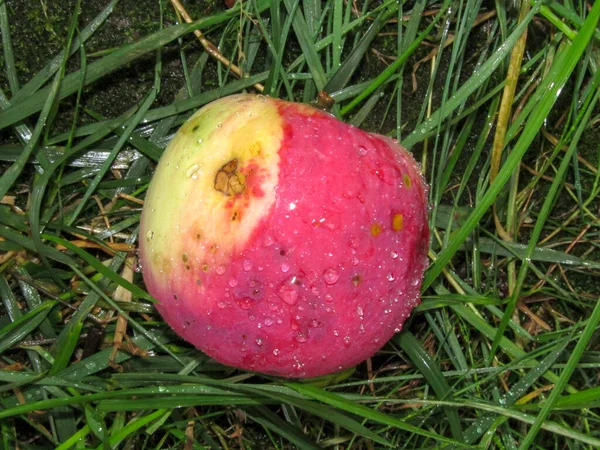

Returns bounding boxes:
[215,159,245,196]
[192,125,199,132]
[280,249,286,256]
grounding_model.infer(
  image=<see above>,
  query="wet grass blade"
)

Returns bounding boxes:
[287,383,471,447]
[489,21,600,358]
[246,405,322,450]
[0,1,19,94]
[402,1,542,148]
[422,0,598,292]
[0,21,198,130]
[519,295,600,449]
[394,331,464,442]
[283,0,327,92]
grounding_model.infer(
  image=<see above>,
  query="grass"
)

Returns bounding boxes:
[1,0,599,448]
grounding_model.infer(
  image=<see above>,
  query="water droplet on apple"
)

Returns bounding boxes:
[295,332,308,343]
[357,305,364,317]
[243,260,253,271]
[323,268,340,285]
[237,297,253,310]
[278,280,299,305]
[356,146,367,157]
[228,279,238,288]
[264,317,274,327]
[333,330,339,336]
[387,273,395,282]
[281,263,290,273]
[146,230,154,240]
[290,317,301,331]
[255,338,263,346]
[273,348,279,356]
[216,265,226,275]
[391,250,398,259]
[217,301,227,309]
[343,336,351,346]
[325,294,333,302]
[186,164,199,178]
[197,138,203,144]
[263,235,274,247]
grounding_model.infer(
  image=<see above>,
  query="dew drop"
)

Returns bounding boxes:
[237,297,253,310]
[391,250,398,259]
[146,230,154,240]
[217,301,227,309]
[197,138,203,144]
[281,263,290,273]
[243,260,253,271]
[264,317,274,327]
[387,273,395,282]
[295,332,308,343]
[228,279,238,288]
[325,294,333,302]
[186,164,199,178]
[216,265,226,275]
[278,279,299,305]
[357,305,364,317]
[263,234,274,247]
[323,268,340,285]
[356,146,367,157]
[273,348,280,356]
[333,330,339,337]
[343,336,351,346]
[255,338,263,346]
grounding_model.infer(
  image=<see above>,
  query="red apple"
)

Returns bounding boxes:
[139,94,429,378]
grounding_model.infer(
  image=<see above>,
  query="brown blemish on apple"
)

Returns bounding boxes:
[403,173,412,188]
[214,159,245,196]
[392,213,403,231]
[352,274,362,286]
[370,223,382,237]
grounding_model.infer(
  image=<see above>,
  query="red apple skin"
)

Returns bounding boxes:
[139,94,429,378]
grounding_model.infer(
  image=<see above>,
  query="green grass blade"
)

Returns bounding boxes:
[422,0,598,292]
[518,296,600,449]
[283,0,327,92]
[394,331,464,442]
[287,383,471,447]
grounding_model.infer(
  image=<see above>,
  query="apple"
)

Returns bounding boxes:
[139,94,429,378]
